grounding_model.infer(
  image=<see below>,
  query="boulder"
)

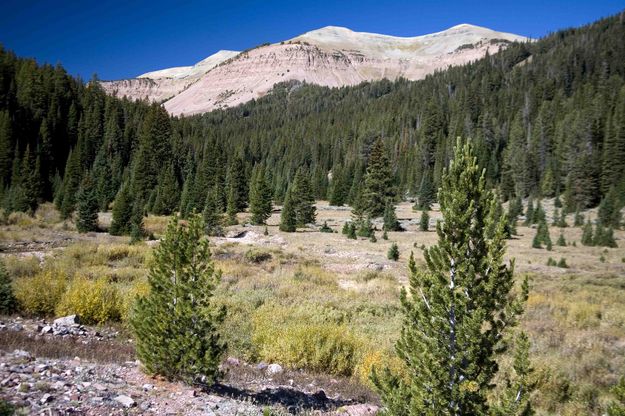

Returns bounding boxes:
[266,363,283,375]
[54,315,80,326]
[114,394,136,408]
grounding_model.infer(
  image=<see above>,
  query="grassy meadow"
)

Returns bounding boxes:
[1,200,624,415]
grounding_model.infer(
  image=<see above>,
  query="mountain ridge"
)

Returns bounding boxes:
[100,24,527,115]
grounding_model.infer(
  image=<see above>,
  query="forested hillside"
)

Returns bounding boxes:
[1,11,625,225]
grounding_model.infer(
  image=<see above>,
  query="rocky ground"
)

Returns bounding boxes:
[0,317,379,415]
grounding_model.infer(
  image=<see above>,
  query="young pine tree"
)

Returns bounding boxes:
[387,242,399,261]
[75,174,99,233]
[574,207,584,227]
[110,182,133,236]
[372,140,530,415]
[291,168,316,226]
[0,259,17,314]
[131,215,225,385]
[383,199,402,231]
[249,165,273,225]
[419,210,430,232]
[279,189,297,232]
[203,185,224,237]
[130,198,146,243]
[582,220,594,246]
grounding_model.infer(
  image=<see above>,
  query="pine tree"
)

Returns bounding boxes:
[557,210,568,228]
[249,164,273,225]
[608,377,625,416]
[130,198,146,243]
[419,210,430,232]
[279,189,296,232]
[225,157,248,212]
[225,183,239,226]
[0,259,17,314]
[203,185,224,236]
[533,220,551,249]
[532,200,546,224]
[574,207,584,227]
[594,225,618,248]
[75,174,99,233]
[291,168,316,226]
[372,140,529,415]
[383,199,402,231]
[21,145,41,213]
[110,182,133,236]
[363,138,395,217]
[557,232,566,247]
[347,223,357,239]
[152,163,180,216]
[598,188,623,228]
[319,221,333,233]
[523,198,534,226]
[582,220,594,246]
[387,242,399,261]
[415,170,436,210]
[59,148,82,219]
[382,230,388,240]
[552,208,560,226]
[130,215,225,385]
[357,217,374,238]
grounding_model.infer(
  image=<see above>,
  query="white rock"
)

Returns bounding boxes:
[114,394,136,408]
[54,315,79,326]
[266,363,283,375]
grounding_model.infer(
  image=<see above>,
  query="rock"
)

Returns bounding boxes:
[12,350,32,360]
[114,394,136,408]
[266,363,283,375]
[40,393,53,404]
[225,357,240,366]
[41,325,53,334]
[142,383,154,391]
[337,404,380,416]
[54,315,79,326]
[93,383,107,391]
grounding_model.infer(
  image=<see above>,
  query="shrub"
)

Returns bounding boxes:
[244,248,273,263]
[557,258,568,268]
[253,305,361,376]
[547,257,557,267]
[356,348,406,387]
[118,278,150,322]
[14,269,67,316]
[319,221,333,233]
[56,277,121,324]
[387,242,399,261]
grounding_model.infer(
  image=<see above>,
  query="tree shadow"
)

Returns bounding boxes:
[210,383,353,413]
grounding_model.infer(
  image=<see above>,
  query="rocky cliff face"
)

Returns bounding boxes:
[101,24,526,115]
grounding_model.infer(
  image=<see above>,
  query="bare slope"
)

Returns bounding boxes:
[101,24,526,115]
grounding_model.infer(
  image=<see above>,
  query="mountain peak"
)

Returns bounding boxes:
[103,24,526,115]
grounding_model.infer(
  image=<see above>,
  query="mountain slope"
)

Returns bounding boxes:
[101,24,526,115]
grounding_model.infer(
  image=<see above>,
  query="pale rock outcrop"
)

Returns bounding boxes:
[101,24,527,115]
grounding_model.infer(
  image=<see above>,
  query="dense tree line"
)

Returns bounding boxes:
[1,11,625,230]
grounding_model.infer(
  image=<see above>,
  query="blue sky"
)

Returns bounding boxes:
[1,0,623,81]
